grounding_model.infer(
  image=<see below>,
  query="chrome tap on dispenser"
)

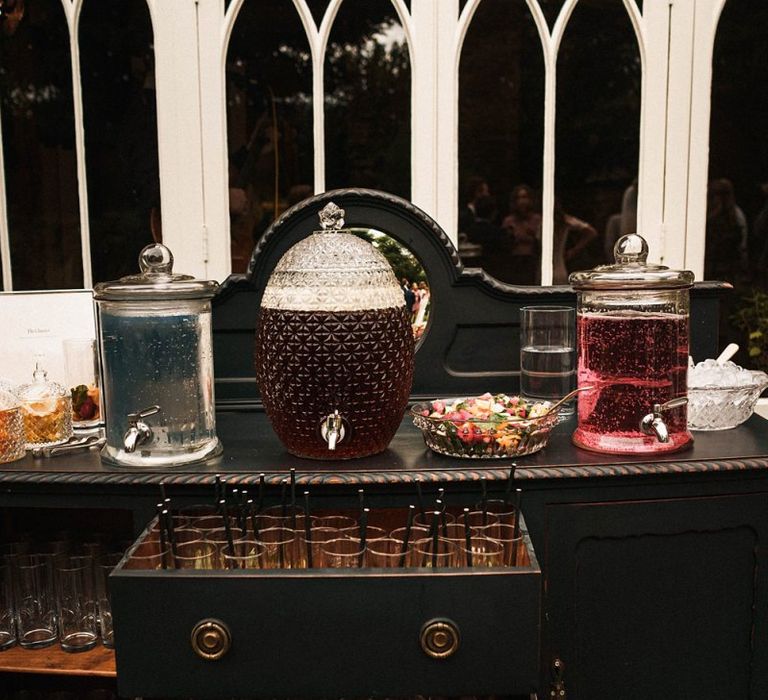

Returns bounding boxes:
[640,397,688,443]
[123,406,160,453]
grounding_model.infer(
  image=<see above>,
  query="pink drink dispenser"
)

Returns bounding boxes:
[569,234,694,454]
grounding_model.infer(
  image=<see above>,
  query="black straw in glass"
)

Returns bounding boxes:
[219,499,235,556]
[480,476,489,526]
[156,506,168,569]
[436,499,448,537]
[249,499,260,541]
[303,491,313,568]
[217,477,227,514]
[358,507,369,567]
[159,481,167,503]
[290,469,297,529]
[430,511,440,568]
[399,505,415,567]
[504,463,517,504]
[512,487,523,565]
[463,507,473,567]
[415,478,425,519]
[436,487,445,506]
[280,478,288,520]
[213,473,222,505]
[358,488,365,515]
[239,490,248,532]
[257,473,265,513]
[162,508,178,563]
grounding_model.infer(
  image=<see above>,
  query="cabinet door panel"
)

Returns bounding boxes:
[544,494,768,699]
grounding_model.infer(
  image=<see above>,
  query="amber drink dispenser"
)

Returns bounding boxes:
[255,203,415,459]
[569,234,694,454]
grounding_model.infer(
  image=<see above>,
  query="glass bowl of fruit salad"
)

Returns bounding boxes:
[411,393,558,459]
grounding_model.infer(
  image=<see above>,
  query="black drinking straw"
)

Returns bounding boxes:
[245,499,255,553]
[463,507,473,567]
[218,477,227,514]
[280,478,288,520]
[415,478,426,519]
[430,511,440,568]
[358,488,365,514]
[232,488,240,527]
[159,481,167,503]
[163,508,178,564]
[156,506,168,569]
[219,499,236,556]
[511,487,523,565]
[504,463,517,504]
[290,469,297,529]
[436,499,448,538]
[436,487,445,505]
[213,473,222,505]
[303,491,313,568]
[358,507,369,567]
[399,505,415,567]
[239,490,249,533]
[480,476,489,526]
[257,473,265,514]
[249,498,260,542]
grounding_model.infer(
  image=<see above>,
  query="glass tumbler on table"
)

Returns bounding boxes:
[520,306,576,416]
[64,338,102,428]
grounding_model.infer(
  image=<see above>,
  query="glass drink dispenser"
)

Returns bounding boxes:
[569,234,694,454]
[94,244,222,467]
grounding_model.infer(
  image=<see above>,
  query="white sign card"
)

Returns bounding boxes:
[0,290,97,387]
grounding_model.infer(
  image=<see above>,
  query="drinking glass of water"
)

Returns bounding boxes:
[520,306,576,416]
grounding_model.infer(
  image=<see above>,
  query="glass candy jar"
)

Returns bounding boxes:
[17,358,73,449]
[255,202,415,459]
[569,234,694,454]
[94,244,222,467]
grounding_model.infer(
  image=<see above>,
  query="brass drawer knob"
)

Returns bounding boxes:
[191,619,231,661]
[420,619,460,659]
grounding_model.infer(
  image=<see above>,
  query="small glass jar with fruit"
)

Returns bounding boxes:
[17,358,73,448]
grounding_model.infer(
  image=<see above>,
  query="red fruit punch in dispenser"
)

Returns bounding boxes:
[569,234,694,454]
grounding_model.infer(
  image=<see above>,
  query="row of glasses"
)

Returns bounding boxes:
[1,541,124,653]
[130,506,525,571]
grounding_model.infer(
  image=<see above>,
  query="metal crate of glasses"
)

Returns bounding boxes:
[110,501,542,699]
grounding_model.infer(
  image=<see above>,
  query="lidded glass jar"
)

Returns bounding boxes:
[17,357,73,449]
[569,233,694,454]
[94,244,221,467]
[255,202,415,459]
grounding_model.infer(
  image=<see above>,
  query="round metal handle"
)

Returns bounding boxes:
[191,619,231,661]
[420,619,460,659]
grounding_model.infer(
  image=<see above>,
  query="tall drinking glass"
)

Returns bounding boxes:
[13,555,57,648]
[56,556,98,652]
[520,306,576,416]
[0,562,16,649]
[95,553,122,648]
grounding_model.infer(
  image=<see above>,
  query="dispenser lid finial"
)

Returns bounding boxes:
[318,202,345,231]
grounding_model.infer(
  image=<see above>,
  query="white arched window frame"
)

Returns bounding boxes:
[0,0,726,288]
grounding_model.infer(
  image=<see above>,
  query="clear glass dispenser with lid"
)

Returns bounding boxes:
[569,233,694,454]
[94,243,222,467]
